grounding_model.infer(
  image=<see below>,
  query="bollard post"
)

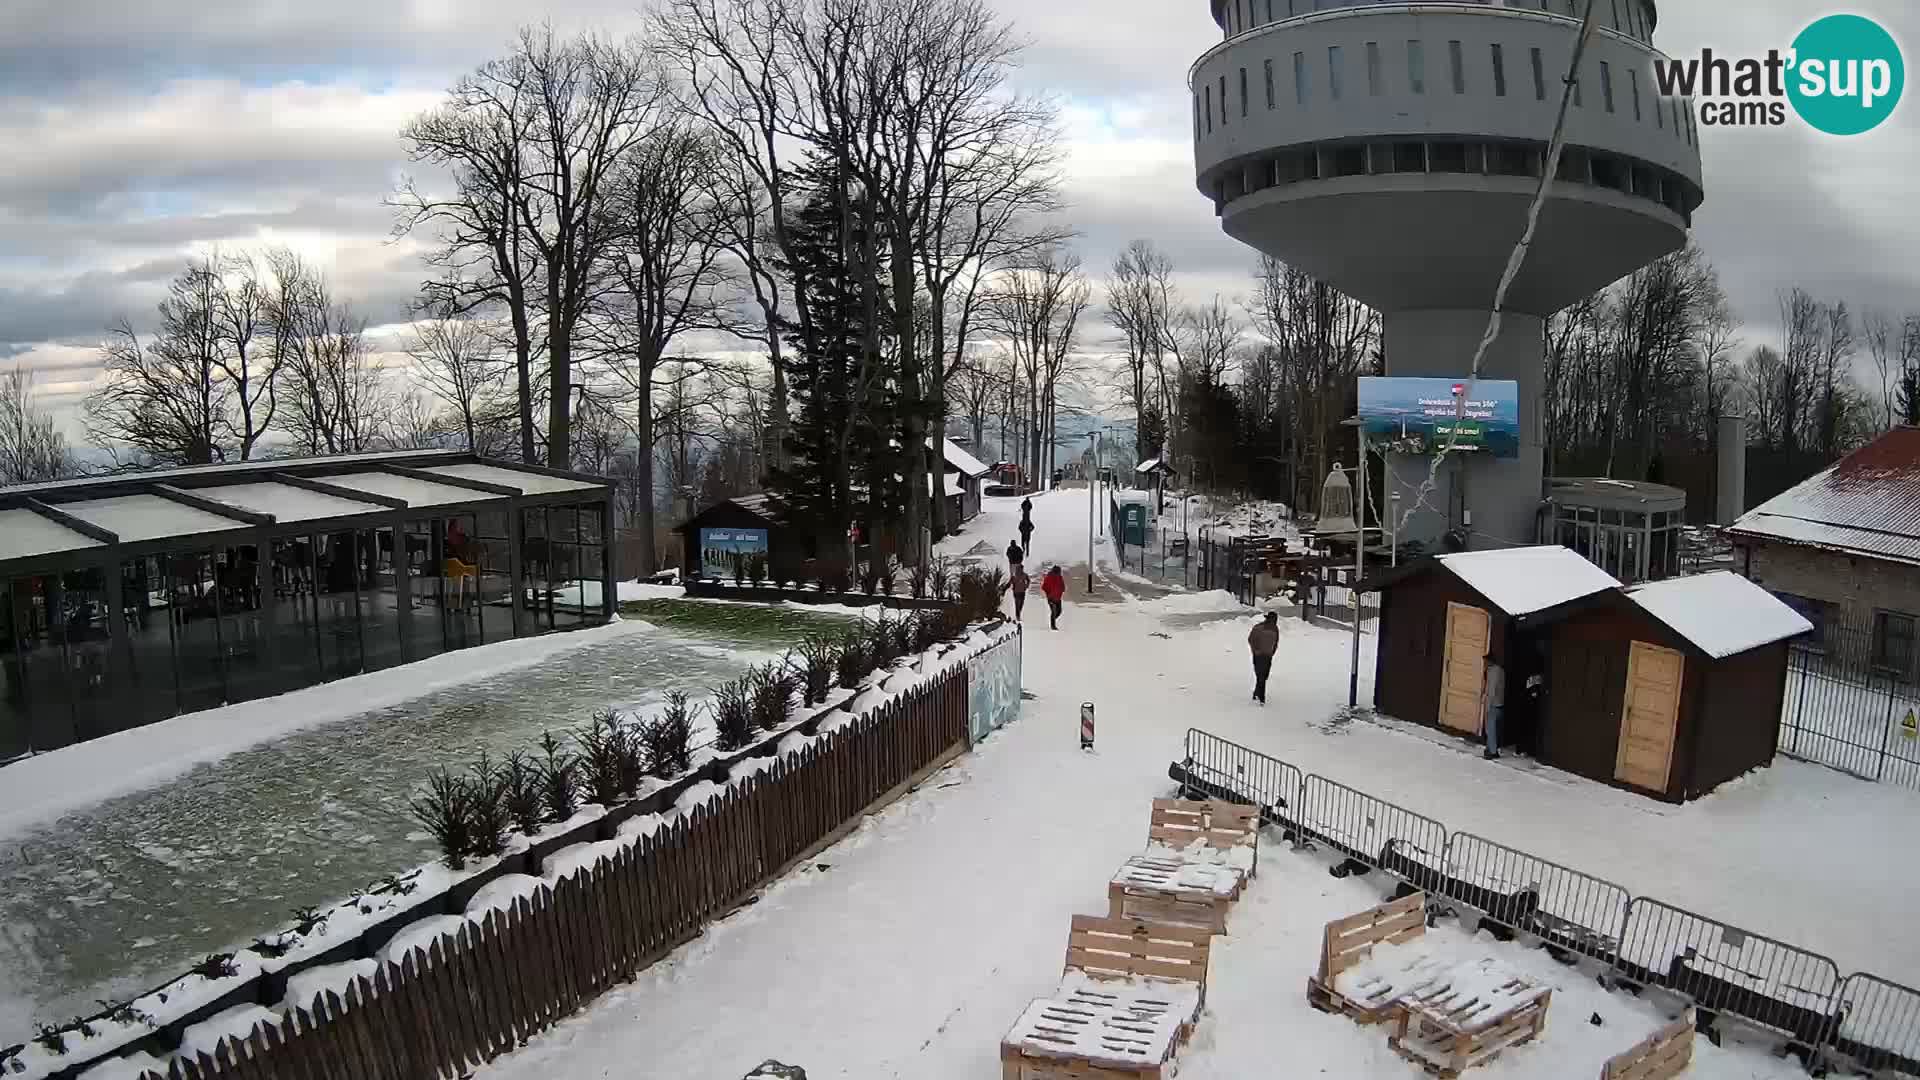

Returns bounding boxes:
[1080,702,1095,750]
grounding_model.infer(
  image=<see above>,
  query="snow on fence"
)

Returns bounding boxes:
[1175,727,1920,1073]
[39,632,1014,1080]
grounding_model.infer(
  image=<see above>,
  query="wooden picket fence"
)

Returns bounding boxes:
[138,665,970,1079]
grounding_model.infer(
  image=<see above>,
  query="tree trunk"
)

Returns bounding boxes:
[635,363,658,574]
[889,226,927,562]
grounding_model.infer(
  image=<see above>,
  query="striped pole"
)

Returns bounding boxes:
[1080,702,1095,750]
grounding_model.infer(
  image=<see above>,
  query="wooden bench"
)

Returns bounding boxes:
[1600,1009,1695,1080]
[1306,891,1429,1024]
[1145,798,1259,881]
[1001,916,1212,1080]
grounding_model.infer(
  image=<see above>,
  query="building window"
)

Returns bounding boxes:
[1238,0,1247,33]
[1328,45,1344,100]
[1600,61,1614,111]
[1367,41,1383,95]
[1204,84,1212,133]
[1654,87,1664,127]
[1573,71,1583,107]
[1263,0,1273,25]
[1194,94,1202,140]
[1294,50,1308,105]
[1610,0,1624,32]
[1630,67,1642,119]
[1530,47,1545,100]
[1240,66,1249,116]
[1490,43,1506,96]
[1875,611,1915,678]
[1265,57,1276,108]
[1407,40,1425,94]
[1448,40,1465,94]
[1220,74,1228,124]
[1393,141,1426,172]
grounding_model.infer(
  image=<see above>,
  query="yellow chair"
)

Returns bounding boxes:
[443,558,478,610]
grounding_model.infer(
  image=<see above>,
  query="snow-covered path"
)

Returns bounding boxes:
[473,489,1919,1079]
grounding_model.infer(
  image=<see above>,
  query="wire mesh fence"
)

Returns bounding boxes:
[1778,629,1920,790]
[1178,727,1920,1071]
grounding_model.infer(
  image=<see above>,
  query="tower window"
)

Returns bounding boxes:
[1204,84,1213,133]
[1240,66,1249,116]
[1220,74,1228,124]
[1491,43,1506,97]
[1600,61,1614,112]
[1328,45,1344,100]
[1529,47,1545,100]
[1294,51,1308,105]
[1448,40,1465,94]
[1408,40,1425,94]
[1630,68,1641,119]
[1265,57,1276,109]
[1367,41,1383,95]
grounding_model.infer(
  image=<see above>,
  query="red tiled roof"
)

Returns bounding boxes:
[1728,427,1920,565]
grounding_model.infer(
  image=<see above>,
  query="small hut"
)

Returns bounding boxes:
[1522,570,1811,802]
[941,438,991,524]
[674,495,797,582]
[1136,457,1176,515]
[1368,546,1622,750]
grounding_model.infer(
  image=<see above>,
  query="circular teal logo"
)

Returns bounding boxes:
[1787,14,1904,135]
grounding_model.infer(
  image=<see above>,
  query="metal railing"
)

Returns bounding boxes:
[1174,726,1917,1074]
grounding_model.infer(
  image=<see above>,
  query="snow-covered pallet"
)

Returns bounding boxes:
[1145,798,1260,878]
[1306,891,1428,1025]
[1599,1009,1695,1080]
[1001,916,1213,1080]
[1108,855,1241,934]
[1385,982,1552,1079]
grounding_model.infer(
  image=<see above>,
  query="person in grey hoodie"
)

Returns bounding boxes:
[1247,611,1280,705]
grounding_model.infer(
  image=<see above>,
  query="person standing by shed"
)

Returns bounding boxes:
[1040,565,1066,629]
[1481,652,1505,760]
[1247,611,1279,705]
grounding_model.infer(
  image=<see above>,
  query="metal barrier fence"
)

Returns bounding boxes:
[1615,897,1843,1046]
[1831,973,1920,1075]
[1780,640,1920,791]
[1176,726,1918,1075]
[1444,833,1628,963]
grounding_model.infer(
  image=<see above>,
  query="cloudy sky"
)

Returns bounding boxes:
[1,0,1916,444]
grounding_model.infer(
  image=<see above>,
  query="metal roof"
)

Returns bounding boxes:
[941,438,991,478]
[1727,427,1920,566]
[0,508,103,562]
[1550,476,1687,513]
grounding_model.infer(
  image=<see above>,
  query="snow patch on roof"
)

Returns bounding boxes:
[1625,571,1813,658]
[1437,545,1621,616]
[940,438,990,477]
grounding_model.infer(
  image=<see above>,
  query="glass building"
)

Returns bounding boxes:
[0,451,615,760]
[1543,476,1685,584]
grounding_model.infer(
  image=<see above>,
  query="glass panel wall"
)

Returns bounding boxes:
[218,542,280,706]
[61,566,114,742]
[167,553,226,714]
[358,525,407,673]
[314,531,363,679]
[441,513,485,650]
[270,536,322,689]
[550,506,584,630]
[2,575,76,754]
[521,507,555,634]
[402,519,446,663]
[118,556,175,730]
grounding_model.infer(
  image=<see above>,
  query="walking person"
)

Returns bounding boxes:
[1006,539,1024,571]
[1040,565,1066,630]
[1481,652,1505,760]
[1247,611,1279,705]
[1007,562,1031,621]
[1017,498,1035,558]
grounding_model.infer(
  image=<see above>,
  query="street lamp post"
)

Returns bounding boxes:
[1339,417,1367,709]
[1086,431,1098,593]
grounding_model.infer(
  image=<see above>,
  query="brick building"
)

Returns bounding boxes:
[1727,427,1920,681]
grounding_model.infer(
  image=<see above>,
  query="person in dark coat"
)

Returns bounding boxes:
[1247,611,1279,705]
[1040,565,1066,629]
[1017,500,1034,554]
[1007,563,1031,621]
[1006,539,1024,570]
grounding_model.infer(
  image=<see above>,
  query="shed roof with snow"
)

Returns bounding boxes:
[1136,457,1176,476]
[1435,545,1623,616]
[1728,426,1920,566]
[941,438,991,478]
[1621,571,1812,659]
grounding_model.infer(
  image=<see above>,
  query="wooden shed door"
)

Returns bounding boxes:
[1438,602,1491,734]
[1615,641,1684,792]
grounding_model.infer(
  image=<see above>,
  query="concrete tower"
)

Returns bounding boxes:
[1191,0,1703,548]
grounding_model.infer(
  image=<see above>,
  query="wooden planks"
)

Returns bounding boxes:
[1388,990,1552,1078]
[1061,915,1213,995]
[1307,891,1430,1024]
[1600,1009,1695,1080]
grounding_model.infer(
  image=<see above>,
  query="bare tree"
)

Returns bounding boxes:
[271,258,387,455]
[1105,240,1179,462]
[203,251,281,460]
[0,367,72,484]
[86,264,232,465]
[408,292,507,451]
[988,245,1088,486]
[1864,309,1898,431]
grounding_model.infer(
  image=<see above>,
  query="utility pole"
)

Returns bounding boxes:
[1086,431,1098,593]
[1347,417,1366,708]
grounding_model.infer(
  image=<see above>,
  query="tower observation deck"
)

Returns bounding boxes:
[1191,0,1703,547]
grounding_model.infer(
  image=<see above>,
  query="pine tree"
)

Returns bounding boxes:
[766,153,900,556]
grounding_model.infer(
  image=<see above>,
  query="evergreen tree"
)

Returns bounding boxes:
[1897,367,1920,427]
[765,153,900,555]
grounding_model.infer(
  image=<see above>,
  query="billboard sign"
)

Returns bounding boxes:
[1357,377,1520,458]
[698,527,769,580]
[966,632,1023,744]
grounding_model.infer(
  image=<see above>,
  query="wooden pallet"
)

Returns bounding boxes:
[1386,988,1552,1078]
[1108,856,1239,934]
[1000,1043,1167,1079]
[1600,1009,1695,1080]
[1306,891,1429,1024]
[1146,798,1260,878]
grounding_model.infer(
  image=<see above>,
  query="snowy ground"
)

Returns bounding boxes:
[467,489,1920,1079]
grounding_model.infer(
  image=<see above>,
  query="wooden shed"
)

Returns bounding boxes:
[1368,546,1622,751]
[674,494,800,581]
[1522,570,1812,802]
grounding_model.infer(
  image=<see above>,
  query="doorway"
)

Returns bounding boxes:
[1614,640,1683,792]
[1439,601,1490,734]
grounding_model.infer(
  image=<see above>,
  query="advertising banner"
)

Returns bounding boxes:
[966,631,1023,745]
[1357,376,1520,458]
[698,527,769,580]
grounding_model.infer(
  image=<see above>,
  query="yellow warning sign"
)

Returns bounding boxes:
[1904,709,1918,740]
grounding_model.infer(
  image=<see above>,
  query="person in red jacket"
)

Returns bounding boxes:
[1040,565,1066,630]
